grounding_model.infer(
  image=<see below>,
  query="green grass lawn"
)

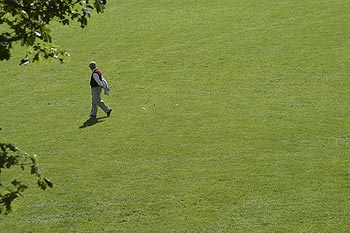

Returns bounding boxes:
[1,0,350,232]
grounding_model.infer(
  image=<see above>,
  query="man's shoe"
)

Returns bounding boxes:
[107,109,112,117]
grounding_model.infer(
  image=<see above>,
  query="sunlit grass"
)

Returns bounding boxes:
[1,0,349,232]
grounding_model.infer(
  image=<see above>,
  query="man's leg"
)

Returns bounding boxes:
[95,87,111,115]
[90,87,101,117]
[97,100,111,114]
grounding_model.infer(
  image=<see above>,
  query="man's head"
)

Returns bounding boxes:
[89,61,97,70]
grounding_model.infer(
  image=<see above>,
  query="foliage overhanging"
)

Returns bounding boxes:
[0,143,53,214]
[0,0,106,64]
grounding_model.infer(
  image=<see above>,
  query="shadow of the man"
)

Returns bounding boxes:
[79,116,107,129]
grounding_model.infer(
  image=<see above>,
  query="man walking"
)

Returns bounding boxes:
[89,61,112,118]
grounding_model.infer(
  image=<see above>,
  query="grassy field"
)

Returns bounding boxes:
[1,0,350,232]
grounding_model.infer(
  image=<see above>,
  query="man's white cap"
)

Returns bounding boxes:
[89,61,96,67]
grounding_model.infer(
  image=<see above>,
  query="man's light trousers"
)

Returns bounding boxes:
[90,86,110,116]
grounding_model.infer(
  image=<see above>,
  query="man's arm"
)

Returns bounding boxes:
[93,73,103,86]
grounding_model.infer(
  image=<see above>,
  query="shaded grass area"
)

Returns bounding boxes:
[1,0,350,232]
